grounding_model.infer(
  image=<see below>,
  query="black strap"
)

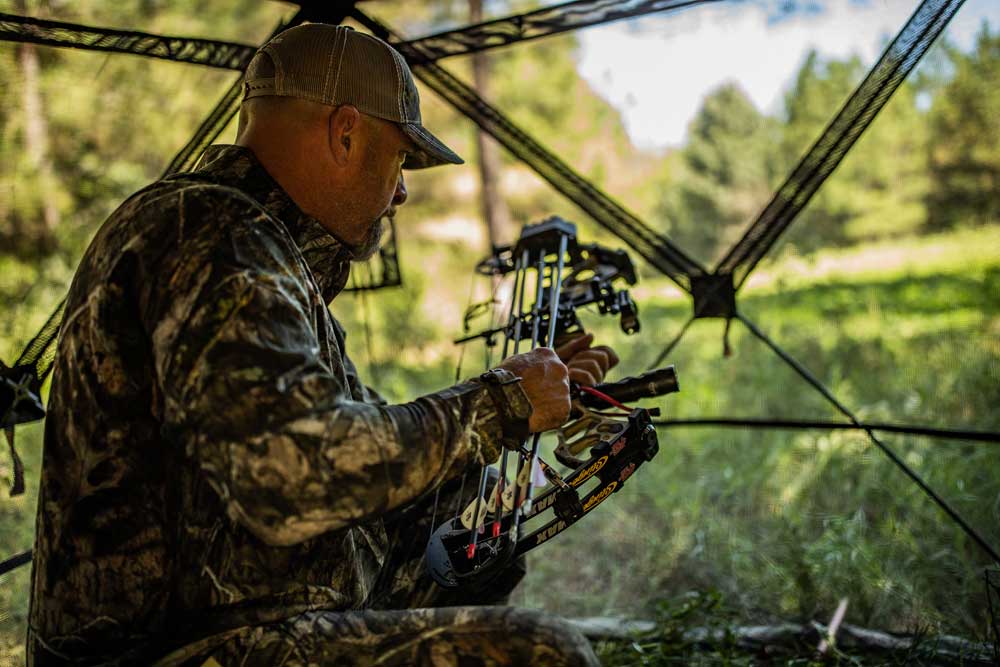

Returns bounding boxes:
[653,417,1000,445]
[715,0,966,289]
[0,549,31,577]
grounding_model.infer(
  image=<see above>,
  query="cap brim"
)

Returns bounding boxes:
[400,122,464,170]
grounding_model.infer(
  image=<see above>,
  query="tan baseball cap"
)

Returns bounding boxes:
[243,24,463,169]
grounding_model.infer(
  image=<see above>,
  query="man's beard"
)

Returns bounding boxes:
[349,216,386,262]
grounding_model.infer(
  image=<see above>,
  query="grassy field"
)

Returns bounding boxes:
[1,226,998,662]
[512,226,1000,646]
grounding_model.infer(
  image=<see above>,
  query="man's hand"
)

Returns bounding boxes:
[496,333,620,433]
[498,348,570,433]
[555,332,620,386]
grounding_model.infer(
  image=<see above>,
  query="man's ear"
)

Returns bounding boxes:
[328,105,361,167]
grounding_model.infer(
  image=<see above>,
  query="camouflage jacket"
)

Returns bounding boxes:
[27,145,504,665]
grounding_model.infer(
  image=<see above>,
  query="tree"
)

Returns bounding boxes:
[926,24,1000,229]
[656,83,782,263]
[1,1,64,258]
[779,50,930,252]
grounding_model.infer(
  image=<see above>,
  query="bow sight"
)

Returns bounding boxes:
[457,217,640,347]
[427,216,679,590]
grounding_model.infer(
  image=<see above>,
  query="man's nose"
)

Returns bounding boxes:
[392,174,408,207]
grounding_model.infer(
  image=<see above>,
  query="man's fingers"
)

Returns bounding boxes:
[568,356,604,383]
[569,367,599,387]
[591,345,620,369]
[554,332,593,362]
[571,347,620,375]
[553,331,590,348]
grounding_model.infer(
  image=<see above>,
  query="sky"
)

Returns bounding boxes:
[575,0,1000,150]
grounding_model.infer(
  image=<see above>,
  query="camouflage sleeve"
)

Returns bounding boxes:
[146,188,504,546]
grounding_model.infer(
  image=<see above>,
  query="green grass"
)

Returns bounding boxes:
[513,228,1000,645]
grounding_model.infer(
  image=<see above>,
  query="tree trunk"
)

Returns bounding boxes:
[15,0,61,239]
[469,0,511,250]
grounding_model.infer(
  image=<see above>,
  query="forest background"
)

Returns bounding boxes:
[1,0,998,662]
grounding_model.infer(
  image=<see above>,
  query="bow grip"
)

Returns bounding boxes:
[579,366,679,408]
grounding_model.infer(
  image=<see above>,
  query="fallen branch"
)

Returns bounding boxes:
[816,597,849,654]
[565,616,995,665]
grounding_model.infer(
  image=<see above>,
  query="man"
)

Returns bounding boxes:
[28,24,616,666]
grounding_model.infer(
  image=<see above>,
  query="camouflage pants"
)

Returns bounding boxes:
[173,470,599,667]
[190,606,597,666]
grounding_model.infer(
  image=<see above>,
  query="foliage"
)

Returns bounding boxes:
[0,0,285,264]
[780,52,932,250]
[652,26,1000,264]
[657,83,783,263]
[926,24,1000,229]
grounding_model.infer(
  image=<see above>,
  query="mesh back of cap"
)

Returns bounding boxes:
[245,25,407,123]
[333,31,404,122]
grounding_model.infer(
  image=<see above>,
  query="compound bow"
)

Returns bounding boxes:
[426,216,679,589]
